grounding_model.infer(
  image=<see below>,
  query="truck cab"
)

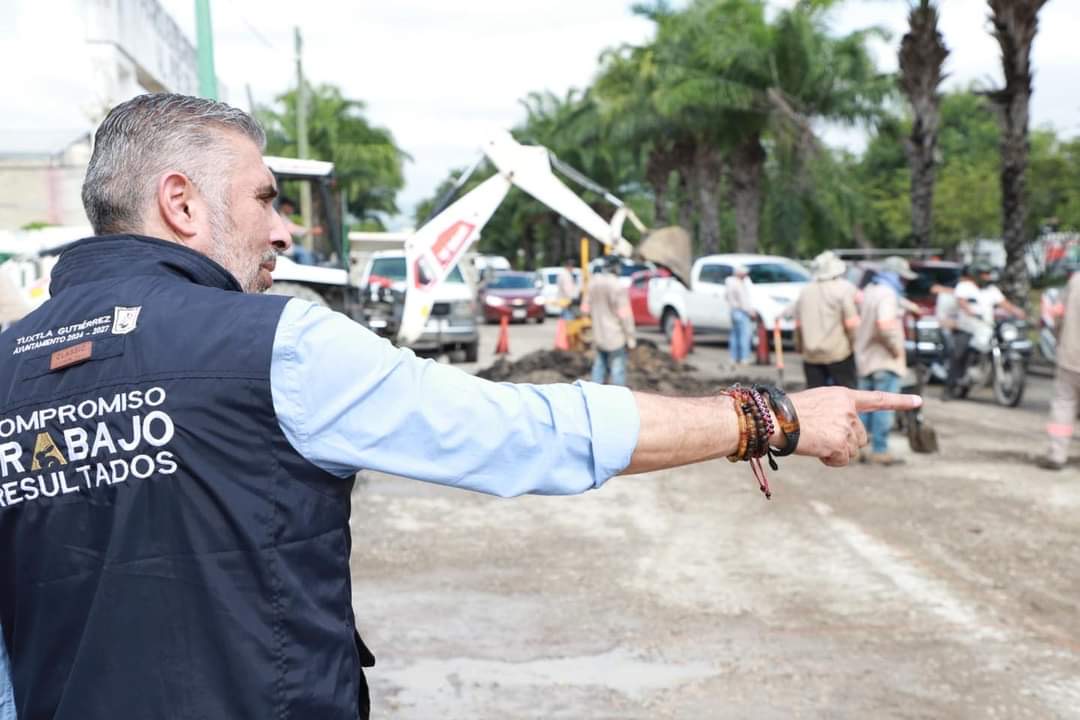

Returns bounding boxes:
[359,250,479,362]
[648,254,808,339]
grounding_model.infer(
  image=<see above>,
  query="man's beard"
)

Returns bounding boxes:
[205,202,276,293]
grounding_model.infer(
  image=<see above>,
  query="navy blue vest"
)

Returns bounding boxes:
[0,236,372,719]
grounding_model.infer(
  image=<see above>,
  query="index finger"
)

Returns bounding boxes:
[852,389,923,412]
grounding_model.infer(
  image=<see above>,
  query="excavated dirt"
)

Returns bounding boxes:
[476,340,758,395]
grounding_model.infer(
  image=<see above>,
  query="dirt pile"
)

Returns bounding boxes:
[477,339,757,395]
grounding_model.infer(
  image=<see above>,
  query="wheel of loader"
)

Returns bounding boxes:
[464,341,479,363]
[264,281,329,307]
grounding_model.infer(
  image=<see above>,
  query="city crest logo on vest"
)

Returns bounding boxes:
[111,306,142,335]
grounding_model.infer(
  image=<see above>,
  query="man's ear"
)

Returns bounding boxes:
[156,171,202,242]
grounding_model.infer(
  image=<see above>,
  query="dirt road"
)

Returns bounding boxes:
[353,321,1079,718]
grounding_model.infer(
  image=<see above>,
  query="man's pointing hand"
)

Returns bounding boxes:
[791,387,923,467]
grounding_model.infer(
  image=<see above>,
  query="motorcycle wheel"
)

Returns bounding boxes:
[993,353,1027,407]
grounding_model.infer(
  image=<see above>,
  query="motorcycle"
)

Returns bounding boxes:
[945,318,1032,407]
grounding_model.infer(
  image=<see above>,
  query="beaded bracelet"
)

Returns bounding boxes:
[721,385,775,499]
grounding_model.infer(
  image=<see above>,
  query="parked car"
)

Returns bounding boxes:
[471,254,512,284]
[647,254,808,339]
[538,266,583,316]
[908,260,963,312]
[480,270,546,324]
[628,268,669,327]
[849,259,962,314]
[358,250,479,361]
[588,258,655,288]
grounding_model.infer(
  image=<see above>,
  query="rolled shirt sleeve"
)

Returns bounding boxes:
[270,299,640,496]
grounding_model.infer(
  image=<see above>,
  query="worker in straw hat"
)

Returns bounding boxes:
[791,251,860,389]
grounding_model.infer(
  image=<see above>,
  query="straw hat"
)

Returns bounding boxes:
[811,251,846,281]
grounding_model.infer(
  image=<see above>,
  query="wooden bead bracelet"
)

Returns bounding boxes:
[721,384,801,500]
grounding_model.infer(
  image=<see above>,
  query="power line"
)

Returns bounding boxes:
[239,15,276,50]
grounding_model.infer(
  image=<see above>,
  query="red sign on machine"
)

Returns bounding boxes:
[430,220,476,270]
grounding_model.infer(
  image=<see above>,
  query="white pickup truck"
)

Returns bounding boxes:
[647,253,809,339]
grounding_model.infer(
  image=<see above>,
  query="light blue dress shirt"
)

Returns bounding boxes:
[0,298,641,715]
[270,298,640,494]
[0,636,11,720]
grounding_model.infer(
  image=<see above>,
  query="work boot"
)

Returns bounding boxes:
[868,452,904,466]
[1035,457,1066,471]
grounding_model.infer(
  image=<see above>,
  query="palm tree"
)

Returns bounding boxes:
[985,0,1049,305]
[899,0,949,250]
[646,0,889,254]
[593,44,697,232]
[257,84,409,227]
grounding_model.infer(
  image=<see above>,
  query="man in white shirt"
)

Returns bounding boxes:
[556,258,579,320]
[724,266,757,365]
[945,264,1026,397]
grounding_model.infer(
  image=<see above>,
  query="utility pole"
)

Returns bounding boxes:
[295,26,312,249]
[195,0,218,100]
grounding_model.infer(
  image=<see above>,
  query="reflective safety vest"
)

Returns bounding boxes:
[0,235,373,719]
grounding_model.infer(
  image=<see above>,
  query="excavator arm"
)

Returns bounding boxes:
[397,131,643,344]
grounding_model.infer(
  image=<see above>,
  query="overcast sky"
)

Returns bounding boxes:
[6,0,1080,226]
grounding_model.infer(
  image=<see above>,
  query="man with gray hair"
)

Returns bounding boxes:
[0,94,918,720]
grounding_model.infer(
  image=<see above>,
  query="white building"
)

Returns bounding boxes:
[0,0,222,231]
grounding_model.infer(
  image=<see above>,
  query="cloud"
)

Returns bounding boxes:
[7,0,1077,216]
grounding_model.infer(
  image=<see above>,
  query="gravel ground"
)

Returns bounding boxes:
[352,321,1079,719]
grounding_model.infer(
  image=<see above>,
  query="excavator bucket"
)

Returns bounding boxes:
[637,226,692,287]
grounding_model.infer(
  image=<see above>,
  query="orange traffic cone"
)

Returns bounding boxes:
[554,318,569,351]
[755,318,770,365]
[684,321,695,353]
[495,314,510,355]
[670,318,688,362]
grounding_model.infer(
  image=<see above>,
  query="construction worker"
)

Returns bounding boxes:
[0,94,919,720]
[792,251,859,388]
[1038,270,1080,470]
[556,257,579,320]
[725,265,757,365]
[584,254,636,385]
[854,256,915,465]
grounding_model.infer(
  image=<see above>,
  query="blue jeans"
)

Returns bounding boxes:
[730,310,753,363]
[592,347,628,386]
[859,370,902,454]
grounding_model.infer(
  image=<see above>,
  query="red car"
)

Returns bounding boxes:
[480,271,546,324]
[628,268,670,326]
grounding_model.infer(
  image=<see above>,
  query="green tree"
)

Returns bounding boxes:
[898,0,949,250]
[985,0,1050,305]
[1029,133,1080,233]
[643,0,890,253]
[593,43,697,232]
[855,91,1005,251]
[257,84,410,229]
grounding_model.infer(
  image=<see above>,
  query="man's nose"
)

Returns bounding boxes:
[271,211,293,253]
